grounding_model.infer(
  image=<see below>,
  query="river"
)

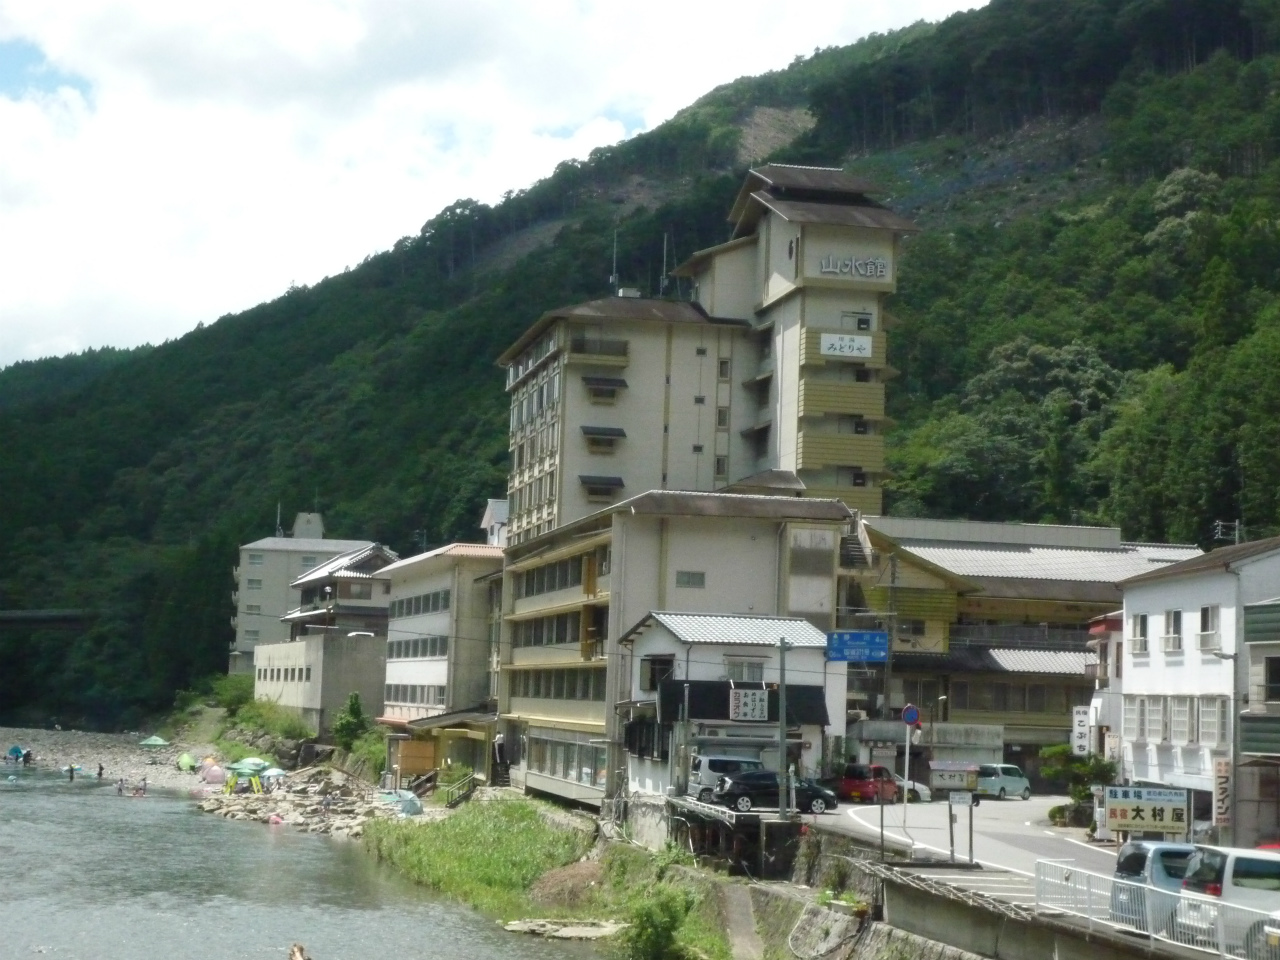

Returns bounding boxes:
[0,767,593,960]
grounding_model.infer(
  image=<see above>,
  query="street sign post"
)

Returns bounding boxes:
[825,631,889,662]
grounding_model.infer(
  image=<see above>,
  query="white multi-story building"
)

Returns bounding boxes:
[229,512,372,674]
[1120,536,1280,841]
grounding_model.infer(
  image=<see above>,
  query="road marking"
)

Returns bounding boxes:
[1063,837,1116,856]
[845,807,1033,877]
[1044,830,1056,836]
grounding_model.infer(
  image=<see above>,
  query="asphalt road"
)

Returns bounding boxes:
[819,794,1120,878]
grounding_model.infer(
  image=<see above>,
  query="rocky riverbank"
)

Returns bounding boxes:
[195,765,439,838]
[0,725,216,792]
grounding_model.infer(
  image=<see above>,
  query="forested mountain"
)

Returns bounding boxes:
[2,0,1279,727]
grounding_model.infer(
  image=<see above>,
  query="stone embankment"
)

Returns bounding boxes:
[195,766,444,838]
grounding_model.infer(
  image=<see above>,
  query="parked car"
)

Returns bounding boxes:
[1175,845,1280,954]
[830,763,898,803]
[712,770,839,814]
[687,754,763,803]
[894,774,932,803]
[1108,840,1194,933]
[976,763,1031,800]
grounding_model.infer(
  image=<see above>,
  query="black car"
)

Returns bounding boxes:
[712,770,839,814]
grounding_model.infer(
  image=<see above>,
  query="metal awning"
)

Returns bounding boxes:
[581,426,626,438]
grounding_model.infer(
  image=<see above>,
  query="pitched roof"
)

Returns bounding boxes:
[378,542,503,576]
[623,612,829,648]
[1121,535,1280,587]
[290,543,399,587]
[894,648,1097,675]
[889,540,1202,584]
[241,536,373,552]
[746,192,920,233]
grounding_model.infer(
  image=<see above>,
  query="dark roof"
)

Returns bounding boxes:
[893,648,1095,676]
[657,679,829,726]
[721,469,807,494]
[963,576,1123,605]
[743,192,920,234]
[622,490,851,521]
[750,163,882,195]
[582,376,628,388]
[498,296,747,365]
[581,426,626,438]
[1122,535,1280,587]
[579,475,625,487]
[405,704,497,731]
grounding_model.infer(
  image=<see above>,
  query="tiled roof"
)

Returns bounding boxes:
[1122,535,1280,586]
[627,612,829,648]
[291,544,399,586]
[241,536,372,552]
[891,540,1202,584]
[379,543,503,576]
[894,648,1097,675]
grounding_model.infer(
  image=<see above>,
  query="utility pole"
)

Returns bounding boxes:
[778,636,789,818]
[883,554,898,719]
[1214,519,1243,545]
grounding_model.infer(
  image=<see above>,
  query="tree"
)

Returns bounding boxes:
[330,692,372,751]
[1040,743,1117,807]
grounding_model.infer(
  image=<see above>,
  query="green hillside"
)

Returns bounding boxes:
[1,0,1278,727]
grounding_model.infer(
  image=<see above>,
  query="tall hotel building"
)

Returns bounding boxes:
[497,164,916,544]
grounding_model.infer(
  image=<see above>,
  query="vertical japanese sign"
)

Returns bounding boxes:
[1104,786,1190,838]
[729,688,769,722]
[1072,705,1090,756]
[1214,757,1232,827]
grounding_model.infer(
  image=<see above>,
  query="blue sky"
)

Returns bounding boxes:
[0,38,88,98]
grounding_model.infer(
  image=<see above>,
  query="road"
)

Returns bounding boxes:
[819,794,1119,879]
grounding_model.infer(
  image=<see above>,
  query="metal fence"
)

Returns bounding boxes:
[1034,859,1280,958]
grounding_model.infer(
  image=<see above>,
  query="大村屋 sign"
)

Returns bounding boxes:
[1104,786,1190,837]
[729,688,769,722]
[818,334,873,359]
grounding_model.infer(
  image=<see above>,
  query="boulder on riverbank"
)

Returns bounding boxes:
[503,919,628,940]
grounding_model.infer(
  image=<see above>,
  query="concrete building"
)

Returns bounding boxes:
[496,164,918,546]
[1085,611,1125,764]
[618,612,845,800]
[481,499,509,548]
[497,488,854,808]
[377,542,503,723]
[251,543,398,731]
[1241,596,1280,845]
[229,512,371,673]
[1119,535,1280,844]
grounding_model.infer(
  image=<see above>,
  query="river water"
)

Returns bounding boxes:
[0,768,592,960]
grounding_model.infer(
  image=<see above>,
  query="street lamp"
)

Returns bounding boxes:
[930,695,948,726]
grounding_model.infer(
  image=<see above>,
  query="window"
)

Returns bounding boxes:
[854,367,872,383]
[245,629,260,642]
[1131,614,1149,654]
[692,444,704,453]
[639,657,674,693]
[247,553,264,565]
[304,666,311,682]
[245,604,261,614]
[1199,605,1221,650]
[675,571,706,589]
[1163,609,1182,652]
[1267,659,1280,702]
[1199,697,1225,745]
[588,385,617,404]
[695,347,707,356]
[1171,696,1191,743]
[587,436,617,454]
[726,659,764,682]
[300,555,317,569]
[694,395,706,405]
[836,466,868,487]
[900,619,926,637]
[246,579,263,590]
[1146,696,1166,740]
[714,456,728,479]
[950,681,969,710]
[718,359,731,380]
[1027,684,1047,712]
[256,669,263,680]
[716,406,730,429]
[1123,696,1140,739]
[856,314,872,331]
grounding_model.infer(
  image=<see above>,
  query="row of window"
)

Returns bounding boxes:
[512,422,557,470]
[950,681,1091,713]
[512,611,581,648]
[509,366,561,431]
[389,589,451,619]
[510,468,556,516]
[387,636,448,659]
[526,735,608,788]
[515,556,582,598]
[246,553,318,568]
[1131,606,1220,653]
[505,330,557,388]
[385,684,445,706]
[509,667,607,701]
[1123,695,1229,745]
[258,665,311,683]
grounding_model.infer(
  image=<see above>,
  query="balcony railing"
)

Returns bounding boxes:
[1197,630,1221,651]
[568,337,628,358]
[949,623,1091,649]
[1084,662,1110,687]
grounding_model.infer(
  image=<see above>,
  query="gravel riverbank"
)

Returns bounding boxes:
[0,725,218,792]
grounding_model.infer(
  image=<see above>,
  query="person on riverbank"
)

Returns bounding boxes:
[68,765,74,782]
[97,763,104,780]
[116,778,124,796]
[140,777,147,796]
[321,793,332,818]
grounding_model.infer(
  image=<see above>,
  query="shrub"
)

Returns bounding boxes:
[331,692,372,750]
[232,699,312,741]
[350,726,387,778]
[616,884,695,960]
[212,674,255,715]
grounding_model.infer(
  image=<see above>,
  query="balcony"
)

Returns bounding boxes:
[565,338,629,367]
[797,380,886,418]
[1197,631,1221,651]
[796,432,885,471]
[949,623,1091,649]
[1085,662,1109,687]
[231,591,239,604]
[232,566,240,579]
[1162,634,1184,654]
[230,616,238,630]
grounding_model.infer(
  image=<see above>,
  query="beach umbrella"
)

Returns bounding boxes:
[231,757,269,771]
[176,753,196,771]
[201,764,225,784]
[261,768,287,778]
[6,746,22,759]
[138,736,168,748]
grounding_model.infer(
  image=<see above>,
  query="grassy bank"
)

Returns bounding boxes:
[364,800,731,959]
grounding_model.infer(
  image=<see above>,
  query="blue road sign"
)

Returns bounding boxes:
[902,704,920,725]
[826,630,889,662]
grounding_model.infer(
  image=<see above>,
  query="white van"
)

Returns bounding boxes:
[1175,845,1280,952]
[687,754,763,803]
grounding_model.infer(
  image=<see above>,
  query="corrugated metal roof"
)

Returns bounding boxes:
[379,543,503,576]
[631,612,829,648]
[893,540,1202,584]
[579,475,625,487]
[894,648,1096,675]
[241,537,373,552]
[581,426,626,437]
[1122,535,1280,586]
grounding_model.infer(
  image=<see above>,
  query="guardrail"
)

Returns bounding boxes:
[441,774,476,808]
[1034,859,1280,958]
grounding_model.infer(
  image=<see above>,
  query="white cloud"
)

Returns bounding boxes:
[0,0,986,367]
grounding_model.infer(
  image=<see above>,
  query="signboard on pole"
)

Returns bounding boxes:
[826,631,889,662]
[1072,705,1090,756]
[729,688,768,722]
[1104,786,1190,837]
[1215,758,1232,827]
[948,790,973,807]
